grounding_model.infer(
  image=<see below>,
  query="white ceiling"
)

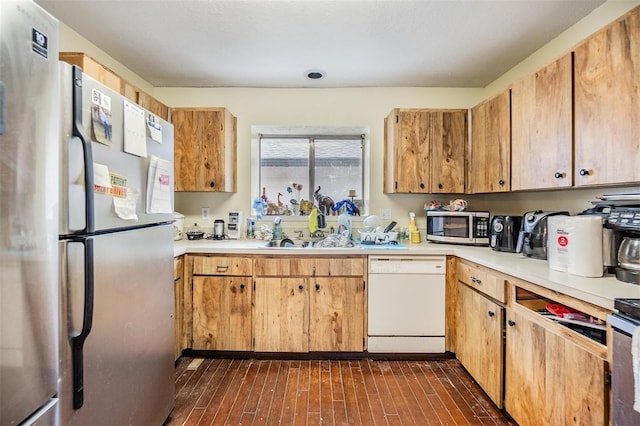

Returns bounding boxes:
[36,0,605,88]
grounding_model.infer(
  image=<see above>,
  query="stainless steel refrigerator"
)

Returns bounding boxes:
[0,1,60,425]
[57,63,175,424]
[2,1,175,424]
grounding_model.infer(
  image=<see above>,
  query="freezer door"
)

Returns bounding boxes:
[0,1,60,425]
[59,225,175,425]
[59,62,174,235]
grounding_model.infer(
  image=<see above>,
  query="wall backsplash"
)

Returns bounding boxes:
[175,184,640,238]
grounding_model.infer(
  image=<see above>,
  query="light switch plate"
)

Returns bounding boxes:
[201,207,211,219]
[381,208,392,219]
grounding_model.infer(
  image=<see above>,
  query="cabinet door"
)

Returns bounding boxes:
[309,277,364,352]
[254,278,309,352]
[574,7,640,186]
[456,282,504,407]
[469,91,511,193]
[544,333,607,425]
[511,54,572,190]
[172,108,236,192]
[192,276,252,350]
[137,91,169,121]
[504,309,546,426]
[384,109,431,193]
[430,110,467,193]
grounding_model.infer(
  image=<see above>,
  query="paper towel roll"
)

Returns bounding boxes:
[547,216,604,277]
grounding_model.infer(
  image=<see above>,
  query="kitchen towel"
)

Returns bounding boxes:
[547,215,604,277]
[634,326,640,412]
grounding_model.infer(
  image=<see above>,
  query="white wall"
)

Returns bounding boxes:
[54,0,640,233]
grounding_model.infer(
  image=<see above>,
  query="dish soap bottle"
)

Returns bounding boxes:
[409,212,417,233]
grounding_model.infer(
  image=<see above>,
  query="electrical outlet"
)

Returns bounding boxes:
[381,208,392,219]
[201,207,211,219]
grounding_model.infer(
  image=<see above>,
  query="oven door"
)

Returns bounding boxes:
[608,313,640,425]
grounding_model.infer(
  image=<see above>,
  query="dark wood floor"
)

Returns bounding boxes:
[164,356,516,426]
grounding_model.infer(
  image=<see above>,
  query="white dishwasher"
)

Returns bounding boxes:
[368,255,446,353]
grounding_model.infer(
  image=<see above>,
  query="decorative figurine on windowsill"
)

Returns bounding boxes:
[314,186,335,215]
[332,199,360,216]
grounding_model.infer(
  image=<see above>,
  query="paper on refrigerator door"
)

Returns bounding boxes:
[113,187,139,221]
[146,155,172,213]
[123,100,147,157]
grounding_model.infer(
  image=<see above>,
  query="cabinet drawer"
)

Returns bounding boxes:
[294,257,365,276]
[192,256,253,276]
[174,256,183,280]
[457,261,506,303]
[255,257,365,277]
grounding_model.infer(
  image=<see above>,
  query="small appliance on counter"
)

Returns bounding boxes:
[425,210,490,246]
[213,219,226,240]
[489,215,522,252]
[583,204,640,283]
[516,210,569,260]
[227,211,243,239]
[173,212,184,240]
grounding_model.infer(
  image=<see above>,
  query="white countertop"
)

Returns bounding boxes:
[174,239,640,310]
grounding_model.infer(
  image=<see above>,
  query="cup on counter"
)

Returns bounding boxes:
[410,230,421,243]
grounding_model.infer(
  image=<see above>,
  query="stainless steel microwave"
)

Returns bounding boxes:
[426,210,490,245]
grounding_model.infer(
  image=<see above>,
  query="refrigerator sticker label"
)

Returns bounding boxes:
[94,171,128,198]
[32,29,48,58]
[91,89,113,146]
[124,100,147,157]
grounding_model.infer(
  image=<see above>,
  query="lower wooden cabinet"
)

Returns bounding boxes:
[254,256,366,353]
[309,277,365,352]
[254,277,310,352]
[174,256,184,360]
[192,276,252,351]
[455,281,504,407]
[504,305,608,425]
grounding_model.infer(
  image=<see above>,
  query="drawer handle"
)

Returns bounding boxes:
[487,310,495,317]
[470,276,481,284]
[216,265,229,272]
[508,320,516,327]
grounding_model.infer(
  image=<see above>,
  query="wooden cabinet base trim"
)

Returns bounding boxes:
[182,349,455,360]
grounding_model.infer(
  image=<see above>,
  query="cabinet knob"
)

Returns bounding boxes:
[298,285,304,290]
[498,179,505,186]
[487,310,495,317]
[508,320,516,327]
[438,183,443,189]
[554,172,564,179]
[579,168,591,176]
[240,284,245,290]
[315,283,321,291]
[209,181,216,187]
[419,182,425,189]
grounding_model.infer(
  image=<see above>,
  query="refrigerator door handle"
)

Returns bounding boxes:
[71,66,95,233]
[70,237,95,409]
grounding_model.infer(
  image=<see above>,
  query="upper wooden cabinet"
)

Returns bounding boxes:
[171,108,237,192]
[468,90,511,193]
[59,52,170,121]
[137,91,169,121]
[511,54,573,190]
[574,6,640,186]
[59,52,121,93]
[384,109,466,194]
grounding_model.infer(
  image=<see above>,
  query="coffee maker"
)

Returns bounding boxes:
[490,215,522,252]
[601,206,640,283]
[516,210,569,260]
